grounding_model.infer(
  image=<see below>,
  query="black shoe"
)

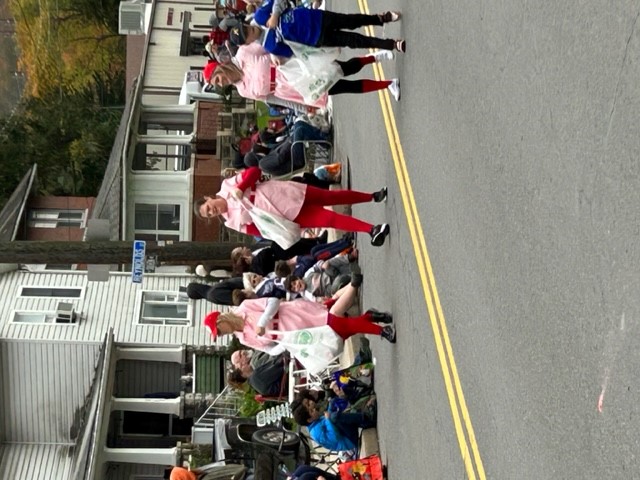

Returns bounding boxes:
[381,325,396,343]
[350,273,363,288]
[372,187,387,203]
[370,224,390,246]
[317,230,329,244]
[380,11,401,23]
[366,309,393,324]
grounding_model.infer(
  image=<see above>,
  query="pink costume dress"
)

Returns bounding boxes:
[217,167,307,235]
[233,297,328,353]
[233,42,328,109]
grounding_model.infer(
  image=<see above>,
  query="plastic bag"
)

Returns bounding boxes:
[268,325,344,375]
[314,163,341,182]
[278,42,343,105]
[241,199,301,249]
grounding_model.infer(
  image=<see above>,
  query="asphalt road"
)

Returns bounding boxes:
[330,0,640,478]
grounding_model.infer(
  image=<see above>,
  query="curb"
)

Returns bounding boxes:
[338,335,380,459]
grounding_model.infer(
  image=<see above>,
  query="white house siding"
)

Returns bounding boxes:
[0,443,74,480]
[0,340,101,443]
[146,29,198,88]
[0,270,230,348]
[143,1,219,95]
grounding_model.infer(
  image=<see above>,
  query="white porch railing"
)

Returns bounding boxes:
[194,385,244,428]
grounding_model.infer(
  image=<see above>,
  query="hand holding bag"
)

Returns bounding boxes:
[237,198,301,249]
[277,41,343,105]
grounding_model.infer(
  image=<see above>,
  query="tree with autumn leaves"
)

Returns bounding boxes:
[12,0,124,97]
[0,0,125,205]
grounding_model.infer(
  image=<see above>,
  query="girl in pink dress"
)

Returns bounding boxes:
[194,166,391,246]
[211,41,399,112]
[203,285,396,354]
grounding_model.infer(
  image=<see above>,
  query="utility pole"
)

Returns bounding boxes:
[0,241,240,265]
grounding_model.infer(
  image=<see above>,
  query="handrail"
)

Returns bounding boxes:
[194,384,245,427]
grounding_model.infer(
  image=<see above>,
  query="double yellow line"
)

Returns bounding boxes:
[354,0,487,477]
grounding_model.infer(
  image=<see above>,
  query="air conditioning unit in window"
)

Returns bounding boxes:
[119,0,146,35]
[56,302,78,324]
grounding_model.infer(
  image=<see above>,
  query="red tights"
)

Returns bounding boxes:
[327,312,383,339]
[245,185,375,237]
[293,185,374,233]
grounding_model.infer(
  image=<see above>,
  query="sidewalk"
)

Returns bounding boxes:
[338,335,380,458]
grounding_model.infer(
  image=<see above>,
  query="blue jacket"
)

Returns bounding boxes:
[254,0,324,57]
[308,416,356,451]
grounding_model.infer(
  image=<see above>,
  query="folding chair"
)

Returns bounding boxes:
[288,356,342,402]
[254,354,290,405]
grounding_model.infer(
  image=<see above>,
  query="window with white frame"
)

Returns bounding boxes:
[138,291,191,326]
[12,311,77,325]
[132,142,192,171]
[134,203,181,242]
[19,286,83,298]
[28,209,86,228]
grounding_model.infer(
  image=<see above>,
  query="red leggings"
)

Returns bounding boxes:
[245,185,375,236]
[294,185,374,233]
[327,312,383,339]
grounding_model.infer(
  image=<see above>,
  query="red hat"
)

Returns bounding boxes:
[204,311,220,337]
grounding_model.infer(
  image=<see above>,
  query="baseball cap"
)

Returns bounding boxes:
[229,25,246,47]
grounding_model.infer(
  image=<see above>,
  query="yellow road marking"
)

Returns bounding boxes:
[354,1,487,477]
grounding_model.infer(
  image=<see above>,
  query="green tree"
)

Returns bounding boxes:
[0,0,125,209]
[0,111,34,203]
[0,86,123,203]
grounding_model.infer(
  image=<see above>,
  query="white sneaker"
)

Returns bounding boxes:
[370,50,394,62]
[387,79,401,101]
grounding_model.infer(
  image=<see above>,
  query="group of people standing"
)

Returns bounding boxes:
[179,1,403,478]
[183,233,392,478]
[203,0,404,110]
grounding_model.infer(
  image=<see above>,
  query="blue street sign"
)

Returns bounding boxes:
[132,240,146,284]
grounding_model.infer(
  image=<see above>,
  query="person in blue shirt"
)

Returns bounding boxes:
[247,0,405,57]
[227,24,402,101]
[291,394,376,452]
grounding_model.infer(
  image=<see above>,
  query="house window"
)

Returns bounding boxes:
[19,286,83,298]
[132,143,192,171]
[134,204,181,242]
[12,311,76,325]
[139,291,191,326]
[45,264,77,270]
[28,209,86,228]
